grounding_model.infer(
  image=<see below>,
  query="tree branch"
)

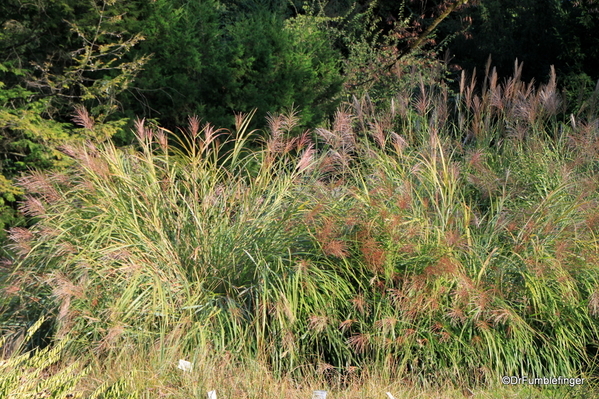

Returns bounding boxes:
[396,0,469,61]
[347,0,470,90]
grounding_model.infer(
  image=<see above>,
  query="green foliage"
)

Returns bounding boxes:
[3,0,599,392]
[5,69,599,386]
[448,0,599,84]
[229,12,343,127]
[0,66,71,243]
[0,0,148,245]
[555,0,599,80]
[330,0,468,105]
[124,0,343,130]
[0,0,148,119]
[562,72,599,118]
[121,0,223,128]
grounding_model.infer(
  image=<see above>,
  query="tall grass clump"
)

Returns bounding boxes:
[2,64,599,392]
[2,109,320,356]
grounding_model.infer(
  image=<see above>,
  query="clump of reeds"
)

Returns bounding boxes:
[2,63,599,394]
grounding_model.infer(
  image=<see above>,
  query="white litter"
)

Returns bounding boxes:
[177,359,193,372]
[386,393,397,399]
[207,390,217,399]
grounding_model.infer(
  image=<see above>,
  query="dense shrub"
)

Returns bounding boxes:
[123,0,343,131]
